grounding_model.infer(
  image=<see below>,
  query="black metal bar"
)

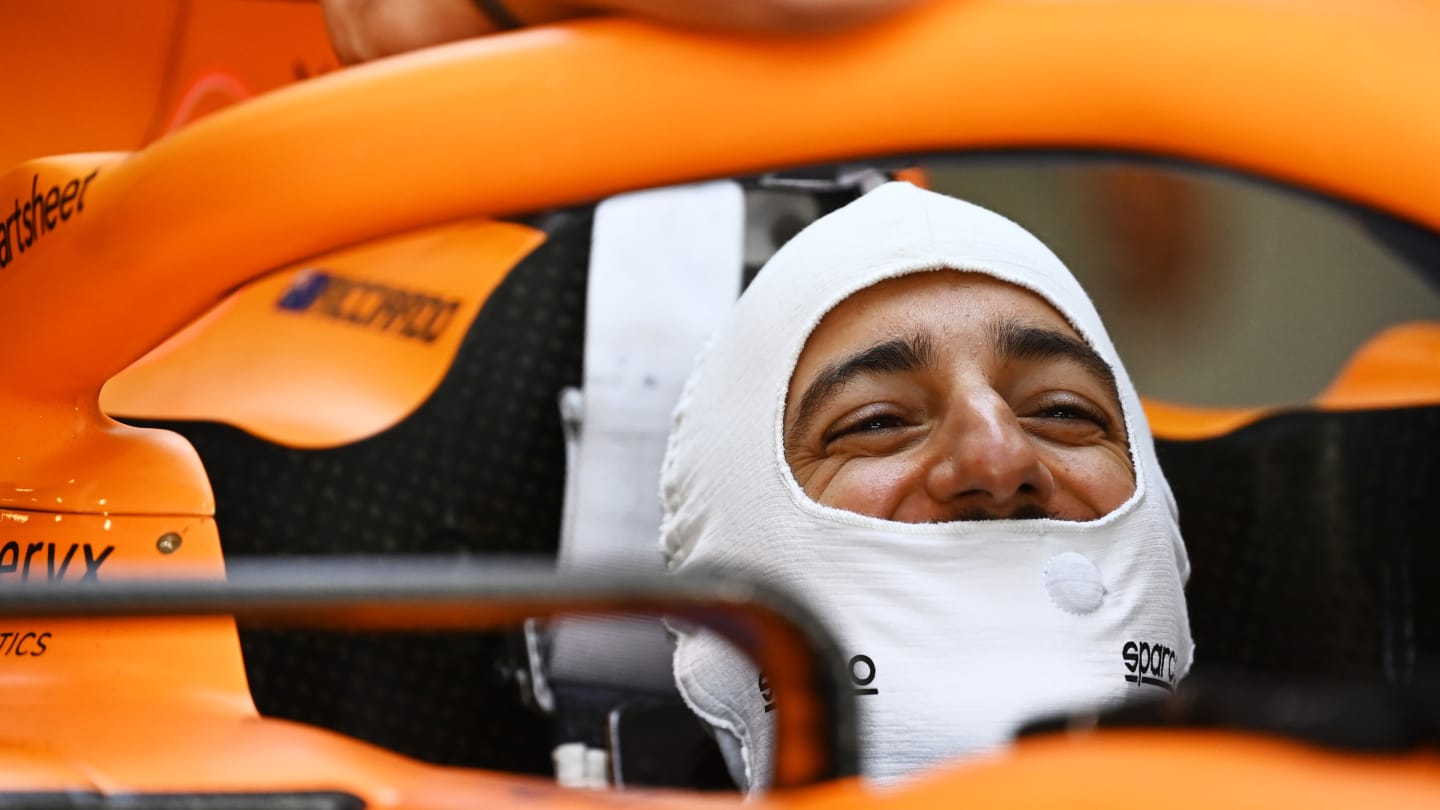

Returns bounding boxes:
[0,557,857,789]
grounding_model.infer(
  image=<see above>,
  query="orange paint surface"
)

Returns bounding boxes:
[103,218,544,448]
[0,1,334,168]
[1145,320,1440,440]
[1,1,1438,807]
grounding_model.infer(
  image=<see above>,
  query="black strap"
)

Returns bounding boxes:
[473,0,526,30]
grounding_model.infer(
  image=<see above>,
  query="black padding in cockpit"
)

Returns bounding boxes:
[1157,405,1440,684]
[131,208,594,774]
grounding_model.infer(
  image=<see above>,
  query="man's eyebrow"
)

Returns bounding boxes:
[787,333,936,448]
[991,321,1121,405]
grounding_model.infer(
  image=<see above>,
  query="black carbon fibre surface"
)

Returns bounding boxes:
[133,209,593,773]
[1157,406,1440,683]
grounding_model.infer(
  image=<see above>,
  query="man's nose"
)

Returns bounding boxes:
[924,395,1056,514]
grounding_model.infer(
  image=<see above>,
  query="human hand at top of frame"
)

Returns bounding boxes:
[321,0,931,64]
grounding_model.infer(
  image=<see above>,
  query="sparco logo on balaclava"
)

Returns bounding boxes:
[1122,640,1179,691]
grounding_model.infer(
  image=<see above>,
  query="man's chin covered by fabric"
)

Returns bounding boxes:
[659,182,1194,791]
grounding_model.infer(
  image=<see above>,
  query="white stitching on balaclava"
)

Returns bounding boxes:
[660,182,1193,791]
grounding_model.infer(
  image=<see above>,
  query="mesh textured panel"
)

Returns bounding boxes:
[135,210,593,773]
[1158,406,1440,683]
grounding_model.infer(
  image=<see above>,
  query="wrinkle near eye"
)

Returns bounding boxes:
[990,320,1127,445]
[782,273,1139,522]
[786,332,937,453]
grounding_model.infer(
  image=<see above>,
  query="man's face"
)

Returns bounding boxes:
[784,271,1135,523]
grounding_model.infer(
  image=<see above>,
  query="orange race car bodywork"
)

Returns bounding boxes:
[1,0,1439,807]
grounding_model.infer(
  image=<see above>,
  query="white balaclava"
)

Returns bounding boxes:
[660,182,1193,791]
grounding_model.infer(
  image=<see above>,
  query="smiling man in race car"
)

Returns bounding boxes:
[659,182,1194,791]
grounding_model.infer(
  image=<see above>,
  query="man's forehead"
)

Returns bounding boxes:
[790,270,1084,384]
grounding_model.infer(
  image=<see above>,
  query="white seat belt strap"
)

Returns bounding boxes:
[547,181,745,693]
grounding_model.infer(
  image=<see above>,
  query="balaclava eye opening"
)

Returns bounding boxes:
[660,182,1193,791]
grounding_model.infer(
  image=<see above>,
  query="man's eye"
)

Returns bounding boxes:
[1038,405,1103,424]
[1025,398,1112,433]
[824,414,906,443]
